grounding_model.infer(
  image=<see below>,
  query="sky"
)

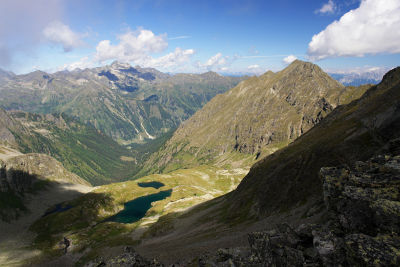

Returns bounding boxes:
[0,0,399,75]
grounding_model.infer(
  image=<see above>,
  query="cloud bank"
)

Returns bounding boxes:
[62,28,195,71]
[308,0,400,60]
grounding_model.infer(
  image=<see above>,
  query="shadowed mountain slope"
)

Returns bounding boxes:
[224,66,400,219]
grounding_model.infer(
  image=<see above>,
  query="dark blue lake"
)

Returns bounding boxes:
[42,203,72,217]
[107,189,172,224]
[137,181,165,189]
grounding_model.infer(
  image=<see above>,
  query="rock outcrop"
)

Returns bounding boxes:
[188,155,400,266]
[86,246,162,267]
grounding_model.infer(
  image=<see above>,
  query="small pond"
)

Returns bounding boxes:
[42,203,72,217]
[107,189,172,224]
[137,181,165,189]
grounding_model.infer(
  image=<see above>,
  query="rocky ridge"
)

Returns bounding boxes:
[141,60,369,175]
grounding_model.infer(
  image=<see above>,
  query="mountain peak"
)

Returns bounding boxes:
[200,71,221,78]
[287,59,320,69]
[110,61,131,69]
[381,66,400,85]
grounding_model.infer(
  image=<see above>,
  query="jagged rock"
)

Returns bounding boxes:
[188,154,400,266]
[345,234,400,266]
[86,246,163,267]
[321,155,400,235]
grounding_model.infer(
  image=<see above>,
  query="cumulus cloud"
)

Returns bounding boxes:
[247,64,260,70]
[59,56,93,71]
[57,28,195,72]
[95,29,168,63]
[196,53,230,71]
[246,64,266,75]
[139,47,195,69]
[308,0,400,60]
[43,21,86,52]
[316,0,336,14]
[93,28,194,71]
[283,55,297,64]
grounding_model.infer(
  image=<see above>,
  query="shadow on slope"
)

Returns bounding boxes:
[131,67,400,262]
[0,174,94,266]
[224,66,400,221]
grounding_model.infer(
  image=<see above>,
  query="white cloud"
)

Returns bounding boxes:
[57,28,195,72]
[205,53,226,67]
[196,53,230,71]
[247,64,260,70]
[95,28,168,63]
[168,35,191,40]
[59,56,94,71]
[43,21,85,52]
[138,47,195,69]
[283,55,297,64]
[246,64,266,75]
[308,0,400,60]
[316,0,336,14]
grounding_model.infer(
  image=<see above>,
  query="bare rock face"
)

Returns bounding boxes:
[85,246,163,267]
[183,155,400,266]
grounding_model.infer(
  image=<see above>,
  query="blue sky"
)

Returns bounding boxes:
[1,0,399,75]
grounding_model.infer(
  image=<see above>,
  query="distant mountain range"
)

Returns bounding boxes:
[1,59,400,266]
[0,62,244,145]
[328,67,388,86]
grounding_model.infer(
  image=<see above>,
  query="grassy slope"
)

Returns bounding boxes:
[9,112,137,185]
[29,165,248,264]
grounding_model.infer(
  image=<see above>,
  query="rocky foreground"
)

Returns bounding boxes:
[87,154,400,266]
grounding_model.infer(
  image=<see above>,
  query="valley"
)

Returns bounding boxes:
[0,60,399,266]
